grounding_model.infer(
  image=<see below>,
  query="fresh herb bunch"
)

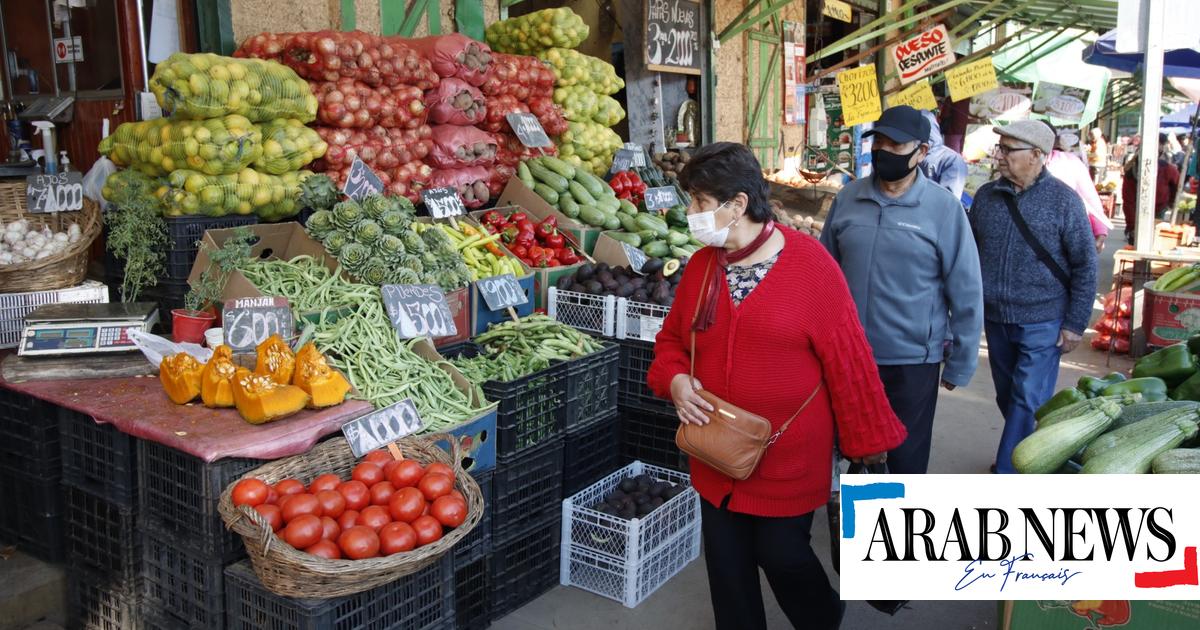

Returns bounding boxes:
[104,192,168,303]
[184,227,257,311]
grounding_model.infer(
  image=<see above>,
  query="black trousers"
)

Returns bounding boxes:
[701,499,843,630]
[877,363,941,474]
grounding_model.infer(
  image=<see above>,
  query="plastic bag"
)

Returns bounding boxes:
[315,126,432,172]
[428,167,492,208]
[83,156,118,204]
[238,31,440,90]
[160,168,311,220]
[427,125,497,169]
[149,53,317,122]
[99,115,263,176]
[130,329,213,369]
[312,79,427,129]
[425,78,487,126]
[254,118,328,174]
[407,34,493,87]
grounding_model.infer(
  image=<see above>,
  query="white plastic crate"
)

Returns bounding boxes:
[0,280,109,348]
[615,298,671,341]
[560,461,701,608]
[548,287,616,337]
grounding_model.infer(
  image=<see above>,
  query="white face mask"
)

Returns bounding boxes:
[687,201,739,247]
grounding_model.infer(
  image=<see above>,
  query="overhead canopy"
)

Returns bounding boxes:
[1083,29,1200,79]
[1161,104,1197,130]
[966,0,1118,34]
[989,30,1112,127]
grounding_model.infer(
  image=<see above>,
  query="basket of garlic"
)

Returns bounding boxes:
[0,196,100,292]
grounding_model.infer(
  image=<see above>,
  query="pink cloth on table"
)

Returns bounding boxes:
[0,374,372,463]
[1046,150,1112,237]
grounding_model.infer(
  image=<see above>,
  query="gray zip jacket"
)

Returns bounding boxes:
[820,170,983,386]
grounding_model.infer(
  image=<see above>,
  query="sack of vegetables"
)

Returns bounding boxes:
[253,118,328,175]
[427,166,493,209]
[407,34,494,87]
[485,8,589,55]
[311,78,428,130]
[149,52,318,122]
[159,168,310,220]
[427,125,498,169]
[99,114,263,177]
[425,78,487,126]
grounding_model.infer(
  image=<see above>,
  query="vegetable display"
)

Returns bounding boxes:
[149,53,318,122]
[235,31,440,90]
[556,121,623,176]
[310,79,428,130]
[1152,264,1200,293]
[99,115,264,176]
[555,261,682,306]
[450,314,603,383]
[423,221,526,281]
[485,8,589,55]
[477,210,581,268]
[589,473,687,520]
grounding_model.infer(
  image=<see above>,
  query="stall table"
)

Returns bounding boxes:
[1112,249,1200,360]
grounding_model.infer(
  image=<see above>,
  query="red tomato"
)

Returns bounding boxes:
[369,481,396,506]
[425,462,455,481]
[448,489,466,503]
[378,521,417,555]
[411,515,443,546]
[253,503,283,531]
[305,539,342,560]
[320,516,341,541]
[282,514,323,549]
[275,479,306,498]
[431,495,467,528]
[388,487,426,523]
[337,509,360,532]
[382,460,403,479]
[232,479,270,507]
[281,493,321,523]
[338,526,380,560]
[352,462,384,486]
[418,473,453,502]
[315,490,346,518]
[357,505,391,532]
[265,488,279,505]
[388,460,424,489]
[422,502,430,517]
[309,473,342,494]
[364,450,394,466]
[337,480,370,511]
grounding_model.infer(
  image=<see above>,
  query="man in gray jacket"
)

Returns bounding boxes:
[821,105,983,474]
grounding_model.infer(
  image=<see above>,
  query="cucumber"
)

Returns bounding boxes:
[533,183,560,205]
[606,231,641,247]
[559,195,581,219]
[670,246,692,258]
[568,181,597,207]
[573,169,605,199]
[517,161,535,189]
[618,199,639,216]
[635,213,670,238]
[666,231,690,247]
[540,155,577,180]
[595,194,621,213]
[603,215,621,230]
[618,213,640,233]
[1151,448,1200,473]
[529,162,569,193]
[637,229,659,243]
[642,240,670,258]
[578,206,607,227]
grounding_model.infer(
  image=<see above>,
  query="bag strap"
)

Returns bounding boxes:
[768,383,823,445]
[1001,192,1070,289]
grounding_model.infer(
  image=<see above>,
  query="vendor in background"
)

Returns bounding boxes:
[919,110,968,201]
[1088,128,1109,184]
[1158,134,1182,220]
[1045,125,1112,253]
[1121,135,1142,244]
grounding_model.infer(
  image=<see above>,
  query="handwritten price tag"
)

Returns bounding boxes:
[645,0,702,75]
[643,186,679,211]
[381,284,457,339]
[477,273,528,311]
[342,157,384,202]
[889,80,938,111]
[506,112,551,148]
[621,242,649,273]
[421,187,465,219]
[342,399,424,458]
[837,64,882,127]
[26,172,83,213]
[222,297,294,353]
[946,56,998,102]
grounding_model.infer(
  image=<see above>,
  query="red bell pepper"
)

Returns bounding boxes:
[559,249,579,265]
[528,245,546,260]
[611,172,628,195]
[516,218,535,233]
[509,244,529,258]
[547,259,562,267]
[535,221,557,239]
[544,232,564,249]
[501,225,519,243]
[508,212,528,224]
[541,215,557,229]
[481,210,505,226]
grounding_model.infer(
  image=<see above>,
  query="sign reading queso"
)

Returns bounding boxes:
[891,24,955,85]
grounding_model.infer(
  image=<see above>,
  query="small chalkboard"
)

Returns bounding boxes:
[381,284,458,339]
[221,296,294,353]
[609,148,646,176]
[621,241,649,274]
[643,186,679,211]
[476,273,528,311]
[26,172,84,213]
[421,187,465,219]
[342,157,384,201]
[506,112,551,148]
[645,0,702,76]
[341,398,424,458]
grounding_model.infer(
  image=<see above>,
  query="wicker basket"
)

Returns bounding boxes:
[0,180,101,293]
[218,433,483,598]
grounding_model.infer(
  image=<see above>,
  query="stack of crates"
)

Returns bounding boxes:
[562,341,620,496]
[452,470,492,630]
[0,388,64,562]
[615,338,686,472]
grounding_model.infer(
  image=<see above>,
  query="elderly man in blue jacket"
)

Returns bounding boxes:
[970,120,1098,474]
[821,105,983,474]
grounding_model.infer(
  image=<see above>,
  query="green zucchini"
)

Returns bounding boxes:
[666,230,690,247]
[533,183,560,205]
[641,240,670,258]
[568,181,597,207]
[573,170,605,199]
[1112,401,1200,431]
[618,199,639,216]
[578,206,607,227]
[603,214,621,230]
[618,213,640,233]
[1012,405,1118,474]
[606,231,641,247]
[1081,408,1200,463]
[1151,449,1200,473]
[595,194,621,213]
[559,195,581,219]
[1037,397,1123,429]
[1081,413,1199,473]
[635,213,670,238]
[539,155,577,180]
[529,162,569,193]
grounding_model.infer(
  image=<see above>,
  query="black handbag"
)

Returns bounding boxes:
[829,460,910,617]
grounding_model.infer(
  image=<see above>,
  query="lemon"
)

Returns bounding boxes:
[200,187,223,207]
[228,63,246,81]
[238,169,259,186]
[183,138,200,157]
[237,201,253,215]
[184,173,206,194]
[188,74,209,97]
[253,188,272,206]
[209,65,230,81]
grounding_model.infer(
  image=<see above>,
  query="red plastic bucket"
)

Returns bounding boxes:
[172,309,216,344]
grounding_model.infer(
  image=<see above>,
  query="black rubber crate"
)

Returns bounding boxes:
[68,570,144,630]
[0,388,61,480]
[0,471,64,563]
[141,529,226,629]
[453,555,490,630]
[619,410,687,472]
[564,341,619,429]
[493,438,564,544]
[105,215,258,283]
[441,343,566,457]
[490,517,561,619]
[563,410,621,496]
[138,439,261,563]
[454,469,492,567]
[224,557,454,630]
[59,407,138,507]
[64,487,141,587]
[616,338,675,416]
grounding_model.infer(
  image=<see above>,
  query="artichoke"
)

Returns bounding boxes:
[399,253,424,274]
[377,234,405,259]
[353,219,383,245]
[332,200,364,230]
[379,210,408,235]
[395,268,421,284]
[361,194,390,221]
[400,231,426,254]
[305,209,335,238]
[298,173,339,211]
[359,262,388,286]
[339,242,370,269]
[322,231,349,256]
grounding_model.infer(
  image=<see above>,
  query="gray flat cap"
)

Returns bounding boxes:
[993,119,1055,154]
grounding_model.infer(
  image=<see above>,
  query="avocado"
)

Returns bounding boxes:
[649,497,664,509]
[632,288,649,303]
[596,270,614,286]
[650,481,671,498]
[632,493,650,505]
[652,283,671,305]
[636,502,655,517]
[619,478,638,493]
[585,280,604,294]
[616,283,636,298]
[607,489,626,502]
[576,263,595,281]
[629,277,647,290]
[595,262,610,274]
[570,283,587,293]
[641,258,665,276]
[556,274,575,290]
[619,506,637,520]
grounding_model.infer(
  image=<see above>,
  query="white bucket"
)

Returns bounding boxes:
[204,327,224,348]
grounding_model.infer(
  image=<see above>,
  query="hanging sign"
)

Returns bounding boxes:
[420,187,466,219]
[891,24,955,85]
[946,56,999,102]
[645,0,702,75]
[477,273,528,311]
[341,399,424,458]
[823,0,853,23]
[505,112,551,148]
[53,36,83,64]
[381,284,458,339]
[222,297,294,353]
[26,172,84,213]
[889,80,939,111]
[342,157,384,201]
[837,64,882,127]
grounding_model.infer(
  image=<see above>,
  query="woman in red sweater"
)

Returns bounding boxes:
[648,143,907,630]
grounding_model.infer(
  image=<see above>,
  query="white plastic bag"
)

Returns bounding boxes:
[83,156,118,204]
[130,329,212,368]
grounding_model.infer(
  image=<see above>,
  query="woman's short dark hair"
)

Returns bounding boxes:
[678,142,774,222]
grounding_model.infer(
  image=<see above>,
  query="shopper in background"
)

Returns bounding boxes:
[1088,127,1109,183]
[919,110,968,200]
[1045,125,1112,253]
[821,106,982,475]
[1121,134,1142,244]
[648,142,906,630]
[1166,131,1186,171]
[970,120,1098,474]
[1157,133,1182,220]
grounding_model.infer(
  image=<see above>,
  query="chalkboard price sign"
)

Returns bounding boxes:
[643,186,679,211]
[222,296,294,353]
[645,0,702,76]
[420,187,466,219]
[609,148,646,175]
[342,157,385,201]
[621,242,649,273]
[506,112,552,148]
[341,398,425,458]
[477,273,528,311]
[381,284,458,339]
[26,172,84,213]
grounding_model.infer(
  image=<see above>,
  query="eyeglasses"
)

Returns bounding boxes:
[993,144,1036,156]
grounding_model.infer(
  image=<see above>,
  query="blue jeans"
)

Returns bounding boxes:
[985,319,1063,473]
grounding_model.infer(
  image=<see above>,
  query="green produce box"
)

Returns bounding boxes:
[496,177,602,255]
[1001,600,1200,630]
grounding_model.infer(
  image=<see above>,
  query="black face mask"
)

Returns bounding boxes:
[872,147,920,182]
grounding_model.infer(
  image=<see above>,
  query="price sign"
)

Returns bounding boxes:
[945,56,998,102]
[421,187,465,219]
[505,112,551,148]
[609,148,646,175]
[823,0,852,23]
[381,284,457,339]
[621,241,649,273]
[837,64,882,128]
[476,273,528,311]
[342,157,384,201]
[221,296,294,353]
[645,0,702,75]
[26,172,84,213]
[643,186,679,211]
[888,80,939,111]
[639,316,664,342]
[341,398,424,458]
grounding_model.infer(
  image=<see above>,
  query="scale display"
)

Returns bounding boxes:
[18,302,158,357]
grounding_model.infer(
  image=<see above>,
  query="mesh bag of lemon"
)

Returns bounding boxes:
[557,121,622,175]
[99,115,263,177]
[254,119,328,175]
[553,85,599,123]
[485,8,589,55]
[101,169,168,210]
[149,52,318,122]
[158,168,312,220]
[592,95,625,126]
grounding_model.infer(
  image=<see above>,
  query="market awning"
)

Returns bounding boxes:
[1161,103,1197,130]
[1084,29,1200,79]
[965,0,1118,35]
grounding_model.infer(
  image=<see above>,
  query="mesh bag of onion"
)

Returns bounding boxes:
[312,78,428,129]
[237,30,440,90]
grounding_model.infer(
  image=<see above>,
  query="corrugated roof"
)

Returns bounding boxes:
[967,0,1119,35]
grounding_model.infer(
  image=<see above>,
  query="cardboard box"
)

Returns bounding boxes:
[590,232,639,269]
[496,177,603,255]
[469,207,595,310]
[1001,600,1200,630]
[187,222,336,302]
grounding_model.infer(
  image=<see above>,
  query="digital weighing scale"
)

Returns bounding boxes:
[18,302,159,357]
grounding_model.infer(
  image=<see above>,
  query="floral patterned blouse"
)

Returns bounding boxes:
[726,251,781,305]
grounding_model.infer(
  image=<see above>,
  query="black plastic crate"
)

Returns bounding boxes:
[493,438,564,544]
[616,338,675,416]
[64,487,141,588]
[141,529,226,629]
[0,471,64,563]
[563,411,621,496]
[106,215,259,283]
[490,517,561,618]
[454,469,492,567]
[68,570,143,630]
[0,388,61,480]
[224,557,453,630]
[442,343,566,457]
[138,439,261,563]
[564,341,619,429]
[453,555,490,630]
[59,407,138,507]
[619,410,686,472]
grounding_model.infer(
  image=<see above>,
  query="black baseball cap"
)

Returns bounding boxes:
[863,105,931,145]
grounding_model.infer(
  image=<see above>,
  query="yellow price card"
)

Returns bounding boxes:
[889,80,938,111]
[837,64,882,127]
[946,57,998,102]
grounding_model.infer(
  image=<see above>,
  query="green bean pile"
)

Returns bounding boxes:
[452,314,604,383]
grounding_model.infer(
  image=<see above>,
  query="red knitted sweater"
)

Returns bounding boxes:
[647,226,907,517]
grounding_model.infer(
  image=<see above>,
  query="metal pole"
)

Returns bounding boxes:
[1135,0,1165,252]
